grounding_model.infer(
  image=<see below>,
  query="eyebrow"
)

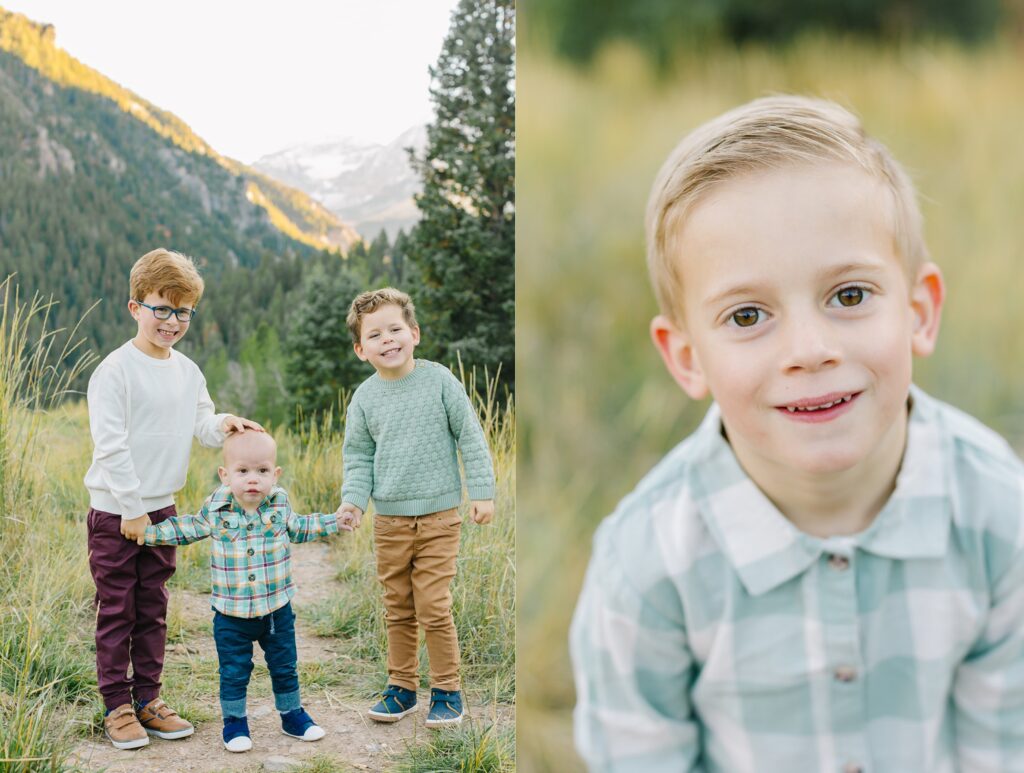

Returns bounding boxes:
[702,259,889,310]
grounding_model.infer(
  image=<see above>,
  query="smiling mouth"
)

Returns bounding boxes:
[782,393,858,413]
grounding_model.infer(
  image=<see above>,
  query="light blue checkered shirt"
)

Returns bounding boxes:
[571,386,1024,773]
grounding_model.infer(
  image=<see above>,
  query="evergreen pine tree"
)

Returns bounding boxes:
[283,265,368,427]
[407,0,515,389]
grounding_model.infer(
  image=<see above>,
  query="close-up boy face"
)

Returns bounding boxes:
[653,162,944,476]
[354,303,421,380]
[218,432,281,511]
[128,291,196,359]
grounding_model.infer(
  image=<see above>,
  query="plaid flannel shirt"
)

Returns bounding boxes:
[571,386,1024,773]
[145,484,338,618]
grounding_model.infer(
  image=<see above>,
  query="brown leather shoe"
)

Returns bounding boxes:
[137,698,195,740]
[104,703,149,750]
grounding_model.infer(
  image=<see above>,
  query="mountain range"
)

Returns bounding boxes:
[253,124,426,240]
[0,6,368,372]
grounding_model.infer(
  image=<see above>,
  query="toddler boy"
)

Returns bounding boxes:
[339,287,496,728]
[144,430,351,752]
[85,248,261,749]
[571,96,1024,771]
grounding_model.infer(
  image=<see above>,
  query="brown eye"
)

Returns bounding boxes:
[731,308,761,327]
[837,287,865,307]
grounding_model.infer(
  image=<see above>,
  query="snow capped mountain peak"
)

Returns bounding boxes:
[253,125,427,238]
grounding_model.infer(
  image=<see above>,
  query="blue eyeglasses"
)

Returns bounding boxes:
[135,300,197,322]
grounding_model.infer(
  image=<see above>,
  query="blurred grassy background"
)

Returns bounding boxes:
[517,31,1024,772]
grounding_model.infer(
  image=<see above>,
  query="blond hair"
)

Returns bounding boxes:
[646,95,928,324]
[129,248,205,307]
[346,287,418,343]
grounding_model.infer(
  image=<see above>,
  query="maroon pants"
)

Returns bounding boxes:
[87,505,177,711]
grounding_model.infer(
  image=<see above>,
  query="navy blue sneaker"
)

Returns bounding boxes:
[368,684,418,723]
[222,716,251,752]
[281,707,325,741]
[425,688,464,728]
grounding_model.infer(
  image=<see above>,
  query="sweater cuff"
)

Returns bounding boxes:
[467,485,495,501]
[342,493,370,512]
[118,494,147,521]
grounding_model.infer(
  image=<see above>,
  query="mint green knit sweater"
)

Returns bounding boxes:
[341,360,495,516]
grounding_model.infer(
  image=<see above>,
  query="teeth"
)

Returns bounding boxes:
[786,395,854,412]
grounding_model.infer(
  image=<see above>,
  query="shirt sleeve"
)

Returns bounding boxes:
[952,523,1024,770]
[440,370,495,501]
[144,503,215,546]
[87,362,145,520]
[193,372,230,448]
[286,508,340,543]
[341,396,375,512]
[570,521,703,773]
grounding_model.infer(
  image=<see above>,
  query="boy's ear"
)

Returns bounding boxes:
[411,325,420,345]
[353,342,367,362]
[217,466,228,484]
[127,299,140,320]
[909,261,944,358]
[273,466,282,484]
[650,314,709,400]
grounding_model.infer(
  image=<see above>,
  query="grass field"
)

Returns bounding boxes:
[518,37,1024,770]
[0,293,515,772]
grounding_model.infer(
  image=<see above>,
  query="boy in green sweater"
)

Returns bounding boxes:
[339,287,495,728]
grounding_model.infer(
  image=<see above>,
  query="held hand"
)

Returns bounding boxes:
[471,500,495,525]
[335,509,355,532]
[222,415,265,434]
[337,503,363,529]
[121,513,152,545]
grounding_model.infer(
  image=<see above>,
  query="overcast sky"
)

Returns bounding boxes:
[3,0,458,163]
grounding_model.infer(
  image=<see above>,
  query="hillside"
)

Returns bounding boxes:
[0,7,360,365]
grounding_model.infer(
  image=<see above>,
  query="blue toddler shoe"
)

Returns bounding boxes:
[222,716,252,752]
[281,707,325,741]
[368,684,418,723]
[425,688,464,728]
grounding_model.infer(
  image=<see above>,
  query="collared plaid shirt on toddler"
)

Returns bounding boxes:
[145,485,338,618]
[571,386,1024,773]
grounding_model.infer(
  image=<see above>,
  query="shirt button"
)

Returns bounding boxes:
[834,665,858,682]
[828,554,850,571]
[270,515,277,523]
[222,521,229,529]
[247,548,254,556]
[247,523,254,531]
[248,574,255,581]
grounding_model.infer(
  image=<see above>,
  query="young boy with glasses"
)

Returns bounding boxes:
[85,248,262,749]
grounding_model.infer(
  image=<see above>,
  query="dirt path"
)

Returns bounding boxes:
[70,541,509,772]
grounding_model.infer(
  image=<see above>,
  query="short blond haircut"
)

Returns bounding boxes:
[129,248,205,307]
[646,95,928,324]
[346,287,418,344]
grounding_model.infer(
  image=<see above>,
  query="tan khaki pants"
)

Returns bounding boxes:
[373,509,462,691]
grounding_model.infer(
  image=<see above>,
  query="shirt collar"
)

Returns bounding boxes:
[693,385,954,596]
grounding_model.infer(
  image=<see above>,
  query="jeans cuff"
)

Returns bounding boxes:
[274,689,301,712]
[221,697,247,719]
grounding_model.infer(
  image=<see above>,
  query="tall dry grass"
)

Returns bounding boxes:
[518,37,1024,770]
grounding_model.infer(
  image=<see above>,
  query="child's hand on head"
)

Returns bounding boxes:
[471,500,494,525]
[120,513,152,545]
[221,415,264,434]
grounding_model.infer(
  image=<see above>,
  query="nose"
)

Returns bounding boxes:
[779,312,841,374]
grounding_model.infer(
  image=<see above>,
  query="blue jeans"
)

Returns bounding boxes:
[212,602,301,719]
